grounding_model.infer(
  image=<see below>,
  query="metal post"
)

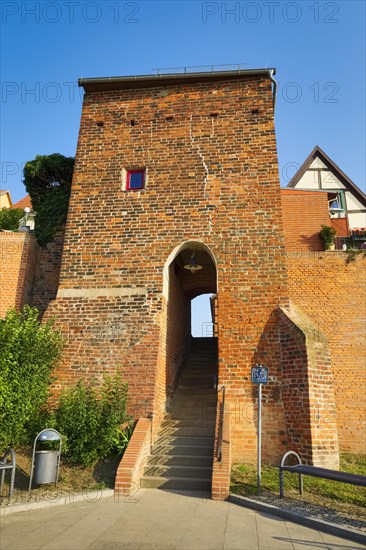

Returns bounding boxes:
[257,383,262,491]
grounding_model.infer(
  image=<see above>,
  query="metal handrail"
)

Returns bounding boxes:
[279,450,303,498]
[216,385,225,462]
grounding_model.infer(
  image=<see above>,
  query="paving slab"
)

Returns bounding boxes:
[0,489,362,550]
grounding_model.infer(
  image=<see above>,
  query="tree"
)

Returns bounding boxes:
[0,208,24,231]
[23,154,74,246]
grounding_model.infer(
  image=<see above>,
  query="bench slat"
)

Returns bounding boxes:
[281,465,366,486]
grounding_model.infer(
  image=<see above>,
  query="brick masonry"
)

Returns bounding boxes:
[114,417,151,496]
[281,189,331,251]
[286,252,366,455]
[212,389,231,500]
[0,231,64,319]
[0,233,38,317]
[1,73,364,483]
[43,74,291,465]
[279,303,339,469]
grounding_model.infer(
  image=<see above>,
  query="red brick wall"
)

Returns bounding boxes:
[32,230,65,318]
[212,391,231,500]
[330,217,349,237]
[165,261,191,396]
[0,233,39,317]
[279,305,339,469]
[0,230,64,320]
[45,74,290,463]
[281,189,330,251]
[115,417,151,496]
[287,252,366,454]
[152,258,191,431]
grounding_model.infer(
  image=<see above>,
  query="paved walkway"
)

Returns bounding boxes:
[0,489,363,550]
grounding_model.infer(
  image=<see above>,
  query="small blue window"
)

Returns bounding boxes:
[127,170,145,190]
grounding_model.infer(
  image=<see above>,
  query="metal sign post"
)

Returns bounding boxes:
[251,365,268,491]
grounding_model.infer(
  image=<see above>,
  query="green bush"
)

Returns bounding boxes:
[52,375,130,465]
[319,224,337,250]
[0,207,24,231]
[0,306,63,449]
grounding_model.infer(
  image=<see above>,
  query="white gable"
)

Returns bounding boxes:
[297,170,320,188]
[309,156,328,169]
[321,171,346,189]
[345,192,365,210]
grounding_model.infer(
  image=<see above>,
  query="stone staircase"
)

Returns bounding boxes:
[141,337,218,491]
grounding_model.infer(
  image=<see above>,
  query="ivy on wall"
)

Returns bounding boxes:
[23,154,74,247]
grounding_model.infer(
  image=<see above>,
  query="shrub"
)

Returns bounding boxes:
[319,224,337,250]
[0,306,63,449]
[52,375,130,465]
[0,207,24,231]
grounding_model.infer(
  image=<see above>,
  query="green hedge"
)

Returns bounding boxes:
[51,376,131,465]
[0,306,63,449]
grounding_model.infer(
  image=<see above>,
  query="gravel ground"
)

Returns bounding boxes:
[0,448,119,508]
[237,490,366,534]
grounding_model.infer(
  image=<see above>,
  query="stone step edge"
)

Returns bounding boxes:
[153,438,214,446]
[151,444,214,452]
[147,454,214,461]
[145,464,213,472]
[141,475,212,483]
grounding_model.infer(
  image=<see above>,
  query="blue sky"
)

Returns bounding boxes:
[1,1,365,332]
[1,0,365,203]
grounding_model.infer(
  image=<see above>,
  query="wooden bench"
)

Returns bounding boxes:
[0,448,16,498]
[279,451,366,498]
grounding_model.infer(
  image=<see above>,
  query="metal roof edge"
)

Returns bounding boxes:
[78,68,276,89]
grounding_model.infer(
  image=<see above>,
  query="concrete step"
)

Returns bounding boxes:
[176,387,216,393]
[189,358,216,361]
[140,476,212,490]
[179,373,216,380]
[160,419,215,429]
[177,385,214,391]
[187,360,216,364]
[180,370,216,382]
[166,414,216,424]
[168,405,217,415]
[169,407,216,416]
[151,444,214,457]
[144,464,212,479]
[171,402,217,410]
[173,395,216,403]
[141,338,218,493]
[146,454,213,467]
[152,435,214,447]
[157,426,215,438]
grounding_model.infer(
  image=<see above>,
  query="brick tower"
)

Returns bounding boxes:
[46,70,339,482]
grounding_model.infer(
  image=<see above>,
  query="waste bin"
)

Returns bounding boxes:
[29,429,61,490]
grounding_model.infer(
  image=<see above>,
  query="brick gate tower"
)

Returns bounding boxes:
[46,69,340,493]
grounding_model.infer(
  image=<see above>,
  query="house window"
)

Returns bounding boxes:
[126,169,145,191]
[328,191,345,213]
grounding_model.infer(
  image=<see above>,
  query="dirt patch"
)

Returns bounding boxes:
[0,446,121,506]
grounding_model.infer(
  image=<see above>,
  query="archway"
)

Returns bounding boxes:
[158,241,218,413]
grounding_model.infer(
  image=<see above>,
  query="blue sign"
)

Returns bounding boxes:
[251,366,268,385]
